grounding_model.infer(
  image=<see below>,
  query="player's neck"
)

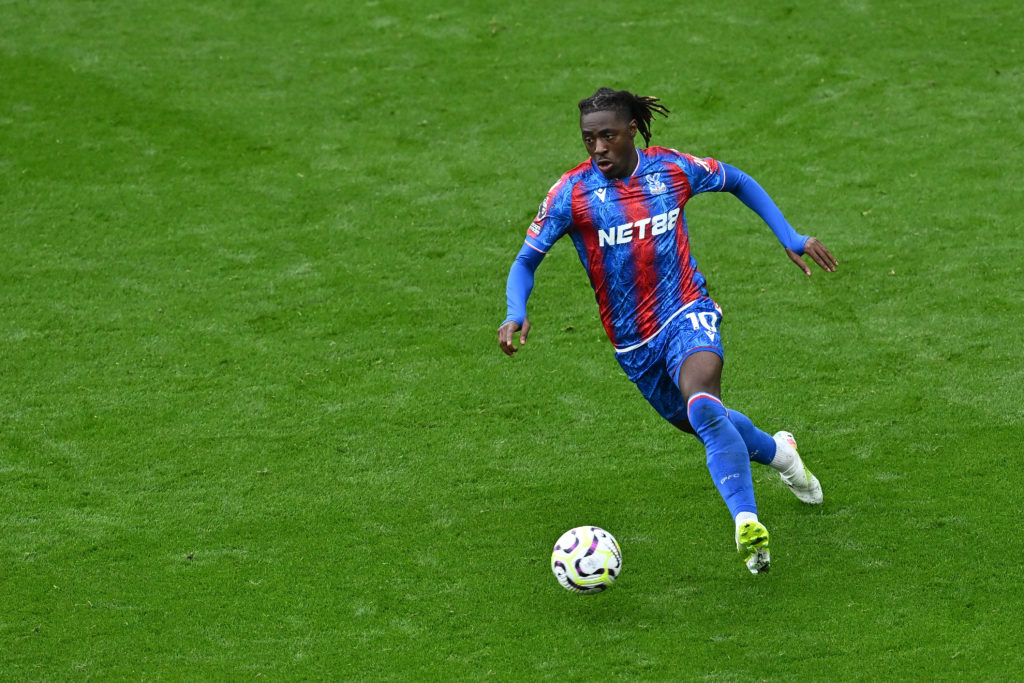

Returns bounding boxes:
[624,148,640,177]
[610,149,640,180]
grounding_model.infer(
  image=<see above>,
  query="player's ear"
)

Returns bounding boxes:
[628,119,638,138]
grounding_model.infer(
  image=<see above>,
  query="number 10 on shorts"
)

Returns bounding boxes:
[685,311,719,337]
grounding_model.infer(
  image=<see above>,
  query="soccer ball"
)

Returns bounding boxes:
[551,526,622,594]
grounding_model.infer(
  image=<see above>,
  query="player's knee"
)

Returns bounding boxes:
[686,393,728,433]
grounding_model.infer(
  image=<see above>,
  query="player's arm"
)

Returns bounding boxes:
[719,162,837,275]
[498,243,545,357]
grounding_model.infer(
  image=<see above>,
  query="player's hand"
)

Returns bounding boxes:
[498,317,530,357]
[786,237,838,276]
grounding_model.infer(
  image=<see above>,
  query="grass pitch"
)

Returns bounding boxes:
[2,0,1022,679]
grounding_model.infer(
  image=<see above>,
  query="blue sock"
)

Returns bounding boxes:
[728,410,778,465]
[686,393,757,518]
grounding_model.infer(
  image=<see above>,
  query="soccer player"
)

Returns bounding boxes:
[497,87,838,574]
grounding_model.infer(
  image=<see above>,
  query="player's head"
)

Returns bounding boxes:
[578,87,670,179]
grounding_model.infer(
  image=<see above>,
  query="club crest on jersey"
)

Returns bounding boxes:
[646,172,667,195]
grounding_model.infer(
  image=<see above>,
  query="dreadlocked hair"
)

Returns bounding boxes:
[578,87,670,147]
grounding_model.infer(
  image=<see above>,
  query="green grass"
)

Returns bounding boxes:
[2,0,1022,679]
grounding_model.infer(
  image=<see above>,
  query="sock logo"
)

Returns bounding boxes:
[719,473,740,484]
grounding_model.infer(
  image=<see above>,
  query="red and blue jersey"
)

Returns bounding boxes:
[524,146,727,351]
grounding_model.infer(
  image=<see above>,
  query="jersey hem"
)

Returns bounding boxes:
[612,299,702,354]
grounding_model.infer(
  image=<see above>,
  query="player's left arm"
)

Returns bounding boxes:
[719,162,838,276]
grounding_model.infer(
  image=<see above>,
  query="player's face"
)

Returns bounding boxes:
[580,110,638,179]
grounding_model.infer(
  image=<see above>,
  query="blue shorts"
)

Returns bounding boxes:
[614,298,724,423]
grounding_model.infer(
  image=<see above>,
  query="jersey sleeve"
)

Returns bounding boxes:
[524,176,575,253]
[503,242,544,326]
[719,162,808,253]
[668,150,727,195]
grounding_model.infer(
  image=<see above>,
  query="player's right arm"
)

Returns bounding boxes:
[498,172,577,357]
[498,243,545,357]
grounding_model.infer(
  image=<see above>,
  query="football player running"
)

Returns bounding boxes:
[498,88,837,574]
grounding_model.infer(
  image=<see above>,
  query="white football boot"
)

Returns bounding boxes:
[772,431,823,504]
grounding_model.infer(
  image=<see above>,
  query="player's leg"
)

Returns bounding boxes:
[728,410,822,504]
[613,330,752,496]
[677,396,781,470]
[676,351,769,574]
[677,352,755,520]
[725,410,776,464]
